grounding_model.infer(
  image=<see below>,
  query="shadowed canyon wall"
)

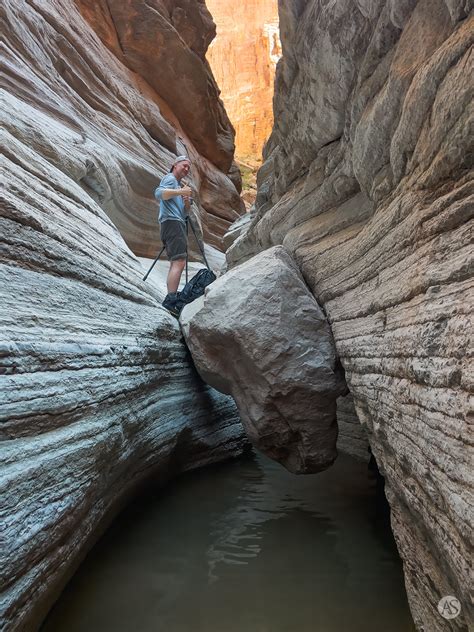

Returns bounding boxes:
[206,0,281,162]
[227,1,473,630]
[1,1,247,629]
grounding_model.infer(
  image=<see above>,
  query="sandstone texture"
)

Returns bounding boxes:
[222,211,254,251]
[336,394,370,462]
[181,246,346,474]
[206,0,281,161]
[3,0,244,261]
[0,146,246,629]
[1,1,248,630]
[77,0,234,173]
[228,1,473,630]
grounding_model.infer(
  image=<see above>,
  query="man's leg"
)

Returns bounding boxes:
[161,221,187,316]
[167,258,186,294]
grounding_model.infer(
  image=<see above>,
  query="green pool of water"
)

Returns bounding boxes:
[42,451,415,632]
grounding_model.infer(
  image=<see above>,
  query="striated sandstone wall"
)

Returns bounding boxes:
[206,0,281,161]
[228,1,473,630]
[76,0,234,173]
[0,1,247,629]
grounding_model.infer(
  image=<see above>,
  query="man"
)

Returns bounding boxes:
[154,155,192,315]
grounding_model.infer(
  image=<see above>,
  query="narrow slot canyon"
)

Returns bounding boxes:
[1,1,472,632]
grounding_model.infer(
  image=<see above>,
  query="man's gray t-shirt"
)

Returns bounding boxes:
[154,174,186,224]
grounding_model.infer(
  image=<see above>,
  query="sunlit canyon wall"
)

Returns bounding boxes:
[206,0,281,163]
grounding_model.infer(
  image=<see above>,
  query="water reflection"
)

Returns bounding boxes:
[42,452,415,632]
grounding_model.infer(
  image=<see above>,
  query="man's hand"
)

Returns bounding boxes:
[181,186,192,197]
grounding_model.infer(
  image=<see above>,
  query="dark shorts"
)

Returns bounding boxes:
[160,220,187,261]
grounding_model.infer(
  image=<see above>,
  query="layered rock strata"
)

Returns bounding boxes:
[206,0,281,161]
[181,246,346,474]
[336,394,369,463]
[222,211,254,251]
[77,0,234,173]
[227,1,473,630]
[1,1,247,629]
[0,113,246,632]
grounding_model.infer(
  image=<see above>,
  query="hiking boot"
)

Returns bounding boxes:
[162,292,180,318]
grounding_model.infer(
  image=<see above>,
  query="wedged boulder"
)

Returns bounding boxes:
[181,246,346,474]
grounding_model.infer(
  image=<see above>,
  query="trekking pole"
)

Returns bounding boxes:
[187,211,211,270]
[185,218,189,284]
[143,245,166,281]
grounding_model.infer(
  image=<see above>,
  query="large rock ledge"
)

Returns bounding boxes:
[181,246,346,474]
[0,2,249,628]
[0,174,246,632]
[0,133,246,630]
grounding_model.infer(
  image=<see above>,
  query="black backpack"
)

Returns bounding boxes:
[175,268,216,315]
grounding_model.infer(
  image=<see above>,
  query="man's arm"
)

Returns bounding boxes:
[158,186,192,201]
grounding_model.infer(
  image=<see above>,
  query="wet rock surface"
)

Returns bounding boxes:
[181,246,346,474]
[228,1,473,630]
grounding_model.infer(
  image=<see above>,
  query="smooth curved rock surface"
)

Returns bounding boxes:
[77,0,234,173]
[223,211,254,251]
[181,246,346,474]
[228,2,473,630]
